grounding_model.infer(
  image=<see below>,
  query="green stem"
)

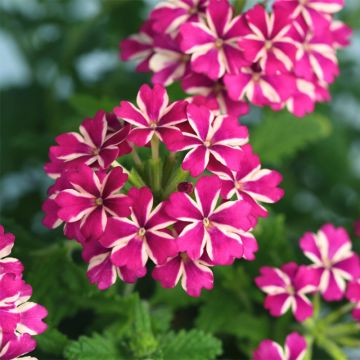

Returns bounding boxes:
[132,147,143,167]
[151,136,159,161]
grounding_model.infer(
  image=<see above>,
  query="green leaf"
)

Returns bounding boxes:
[64,333,121,360]
[37,328,70,356]
[69,94,117,117]
[316,335,348,360]
[159,330,222,360]
[251,110,332,164]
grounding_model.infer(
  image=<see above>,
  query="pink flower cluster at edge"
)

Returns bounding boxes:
[255,224,360,323]
[0,225,47,360]
[43,83,284,297]
[119,0,351,118]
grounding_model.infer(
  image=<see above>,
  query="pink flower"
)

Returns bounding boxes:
[119,20,155,72]
[255,262,319,322]
[99,187,178,276]
[150,0,208,34]
[208,144,284,219]
[240,4,298,74]
[182,72,249,117]
[166,175,253,265]
[0,226,23,276]
[274,0,344,32]
[150,34,190,86]
[152,253,213,297]
[224,62,296,107]
[45,110,130,179]
[254,332,307,360]
[114,84,187,147]
[0,226,47,359]
[330,20,352,49]
[300,224,360,301]
[292,18,339,84]
[169,104,248,177]
[345,279,360,322]
[55,165,132,239]
[180,0,248,80]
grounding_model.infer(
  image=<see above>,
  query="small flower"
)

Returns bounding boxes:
[166,175,253,264]
[254,332,307,360]
[180,0,248,80]
[240,4,298,74]
[99,187,178,276]
[0,333,36,360]
[224,62,296,107]
[300,224,360,301]
[345,279,360,322]
[255,262,319,322]
[150,0,208,34]
[55,165,132,239]
[208,144,284,219]
[169,104,248,177]
[152,252,213,297]
[119,20,155,72]
[182,72,249,117]
[114,84,187,147]
[330,20,352,49]
[45,110,130,179]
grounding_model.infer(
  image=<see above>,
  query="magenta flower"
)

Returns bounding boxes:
[180,0,248,80]
[224,63,296,107]
[170,104,248,177]
[300,224,360,301]
[166,175,253,265]
[240,4,298,74]
[208,144,284,218]
[254,332,307,360]
[150,0,208,34]
[45,110,130,179]
[331,20,352,49]
[346,279,360,322]
[0,226,47,359]
[150,34,190,86]
[182,72,249,117]
[152,253,213,297]
[55,165,132,239]
[99,187,178,276]
[114,84,187,147]
[255,262,319,322]
[119,20,155,72]
[292,17,339,84]
[274,0,344,32]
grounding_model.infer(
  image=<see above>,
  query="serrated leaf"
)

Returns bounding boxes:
[251,110,332,164]
[159,330,222,360]
[64,333,121,360]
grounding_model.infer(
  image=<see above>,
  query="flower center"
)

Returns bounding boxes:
[138,227,146,237]
[204,139,212,147]
[149,122,157,129]
[286,285,295,295]
[203,217,210,228]
[92,148,100,156]
[265,40,272,50]
[214,38,224,49]
[180,252,190,262]
[95,198,103,206]
[213,82,224,94]
[299,0,308,5]
[235,181,243,190]
[323,258,332,270]
[252,73,261,82]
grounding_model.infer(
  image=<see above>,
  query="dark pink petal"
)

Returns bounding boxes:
[224,73,252,101]
[240,232,258,261]
[299,232,322,263]
[191,48,223,80]
[65,164,100,196]
[17,302,48,335]
[114,101,148,127]
[128,128,154,146]
[152,256,182,289]
[102,167,128,198]
[334,254,360,279]
[81,207,107,239]
[255,267,287,289]
[99,217,138,248]
[128,187,153,227]
[159,100,188,126]
[79,112,106,148]
[293,266,319,293]
[206,0,232,37]
[146,231,178,265]
[187,103,211,140]
[177,222,206,260]
[0,334,36,360]
[194,175,221,217]
[180,22,215,53]
[210,145,243,171]
[182,146,209,177]
[245,4,268,36]
[321,224,351,260]
[346,280,360,303]
[87,252,117,290]
[293,294,313,321]
[264,293,291,317]
[285,332,307,360]
[183,258,213,296]
[253,339,283,360]
[321,270,345,301]
[166,192,202,221]
[104,195,132,218]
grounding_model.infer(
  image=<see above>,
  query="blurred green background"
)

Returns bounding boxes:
[0,0,360,359]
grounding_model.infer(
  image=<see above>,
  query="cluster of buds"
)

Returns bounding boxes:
[43,84,283,296]
[0,226,47,359]
[120,0,351,117]
[256,224,360,322]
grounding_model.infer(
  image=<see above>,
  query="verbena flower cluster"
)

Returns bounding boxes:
[256,224,360,322]
[120,0,351,117]
[43,84,284,296]
[0,226,47,360]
